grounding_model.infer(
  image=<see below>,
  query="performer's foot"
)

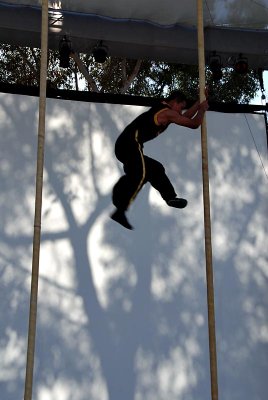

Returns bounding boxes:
[110,209,133,230]
[167,197,188,209]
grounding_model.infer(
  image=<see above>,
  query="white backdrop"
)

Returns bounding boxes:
[0,92,267,400]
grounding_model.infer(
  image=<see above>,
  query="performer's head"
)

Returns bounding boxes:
[165,90,188,113]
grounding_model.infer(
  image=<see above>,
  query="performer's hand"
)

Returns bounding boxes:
[199,100,209,111]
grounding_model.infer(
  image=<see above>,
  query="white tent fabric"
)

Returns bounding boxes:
[2,0,268,27]
[0,0,268,68]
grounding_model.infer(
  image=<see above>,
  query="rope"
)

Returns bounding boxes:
[24,1,48,399]
[197,1,219,400]
[204,0,215,25]
[244,114,268,181]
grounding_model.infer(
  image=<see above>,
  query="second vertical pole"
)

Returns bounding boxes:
[196,1,219,400]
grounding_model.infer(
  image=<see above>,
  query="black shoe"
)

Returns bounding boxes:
[110,209,133,230]
[167,198,188,209]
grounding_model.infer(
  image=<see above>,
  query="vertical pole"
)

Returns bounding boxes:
[264,108,268,154]
[196,1,219,400]
[24,1,48,399]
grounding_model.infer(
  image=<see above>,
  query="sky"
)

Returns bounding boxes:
[251,70,268,105]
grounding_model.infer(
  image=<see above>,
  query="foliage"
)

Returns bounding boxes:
[126,62,260,103]
[0,44,74,89]
[0,44,260,103]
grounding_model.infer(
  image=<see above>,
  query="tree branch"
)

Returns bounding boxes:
[71,52,99,92]
[120,59,142,94]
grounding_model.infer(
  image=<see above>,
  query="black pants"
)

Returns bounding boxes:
[112,130,177,211]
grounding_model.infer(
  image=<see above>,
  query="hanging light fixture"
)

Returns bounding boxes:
[234,54,248,75]
[59,35,72,68]
[209,51,223,81]
[92,41,108,63]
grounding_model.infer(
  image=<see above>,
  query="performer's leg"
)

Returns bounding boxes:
[144,156,176,201]
[144,156,187,208]
[111,136,146,228]
[112,175,134,211]
[112,148,145,210]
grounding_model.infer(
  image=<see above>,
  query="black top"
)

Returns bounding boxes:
[122,102,171,144]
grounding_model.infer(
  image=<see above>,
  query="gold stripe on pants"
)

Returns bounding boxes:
[128,130,146,207]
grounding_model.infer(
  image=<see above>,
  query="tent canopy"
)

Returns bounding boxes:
[0,0,268,69]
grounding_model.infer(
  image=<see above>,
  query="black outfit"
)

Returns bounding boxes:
[112,102,178,211]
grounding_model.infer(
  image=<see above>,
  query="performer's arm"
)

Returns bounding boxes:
[183,101,200,118]
[158,100,208,129]
[184,88,208,119]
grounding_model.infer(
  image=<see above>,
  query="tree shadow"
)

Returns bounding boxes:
[0,94,267,400]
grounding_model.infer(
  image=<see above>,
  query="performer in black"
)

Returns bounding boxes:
[111,90,208,229]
